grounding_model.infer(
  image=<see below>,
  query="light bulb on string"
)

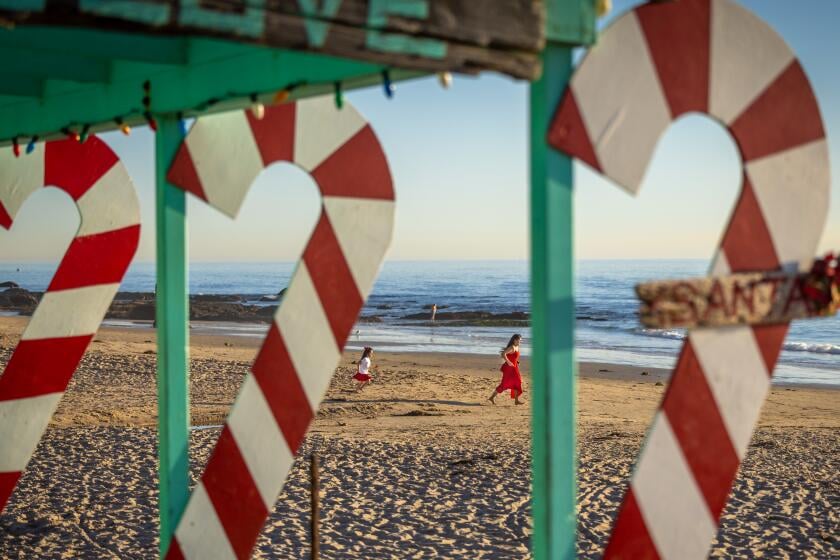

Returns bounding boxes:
[116,118,131,135]
[144,111,158,132]
[382,70,394,98]
[250,94,265,120]
[334,82,343,110]
[63,128,80,142]
[596,0,612,17]
[26,136,37,154]
[177,113,189,137]
[437,72,453,89]
[12,137,20,158]
[273,89,290,104]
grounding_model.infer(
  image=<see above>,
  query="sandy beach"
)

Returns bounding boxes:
[0,315,837,558]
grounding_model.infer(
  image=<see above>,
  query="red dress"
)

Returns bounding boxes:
[496,350,522,398]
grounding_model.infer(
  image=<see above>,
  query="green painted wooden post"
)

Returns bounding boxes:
[530,43,576,559]
[155,114,190,558]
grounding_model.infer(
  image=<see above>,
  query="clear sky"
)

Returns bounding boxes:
[0,0,837,263]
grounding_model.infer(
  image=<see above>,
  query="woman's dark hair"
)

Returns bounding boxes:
[361,347,373,360]
[500,334,522,356]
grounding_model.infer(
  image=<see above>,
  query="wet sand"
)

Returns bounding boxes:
[0,316,837,558]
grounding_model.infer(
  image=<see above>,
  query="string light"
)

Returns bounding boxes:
[596,0,612,17]
[144,111,158,132]
[7,78,363,146]
[177,112,189,137]
[249,94,265,120]
[382,70,394,98]
[142,80,157,132]
[62,127,81,142]
[273,89,290,104]
[116,118,131,136]
[12,137,19,158]
[437,72,453,89]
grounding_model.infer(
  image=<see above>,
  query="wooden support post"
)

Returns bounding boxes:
[311,454,320,560]
[156,114,190,558]
[529,43,576,559]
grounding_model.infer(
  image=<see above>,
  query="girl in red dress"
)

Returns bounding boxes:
[489,334,524,405]
[353,346,374,391]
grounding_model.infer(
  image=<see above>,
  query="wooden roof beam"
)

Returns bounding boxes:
[0,28,190,66]
[0,47,111,83]
[0,76,43,99]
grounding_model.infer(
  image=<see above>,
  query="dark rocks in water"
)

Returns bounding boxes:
[0,287,38,312]
[189,302,270,323]
[108,301,156,321]
[0,281,19,289]
[113,291,154,301]
[376,304,393,310]
[641,371,649,376]
[358,315,383,323]
[104,298,276,323]
[191,294,242,303]
[259,288,286,302]
[256,305,277,317]
[421,304,449,310]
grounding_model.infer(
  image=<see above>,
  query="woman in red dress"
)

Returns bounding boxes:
[489,334,524,405]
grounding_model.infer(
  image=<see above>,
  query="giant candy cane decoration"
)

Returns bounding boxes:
[0,137,140,510]
[165,97,394,559]
[548,0,829,558]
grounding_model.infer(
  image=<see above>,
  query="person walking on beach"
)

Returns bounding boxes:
[354,346,375,391]
[430,303,437,322]
[489,334,524,405]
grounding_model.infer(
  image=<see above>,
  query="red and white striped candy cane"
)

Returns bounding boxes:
[165,97,395,559]
[548,1,829,558]
[0,137,140,510]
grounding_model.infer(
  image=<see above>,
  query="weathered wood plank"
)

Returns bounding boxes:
[636,269,839,329]
[0,1,548,79]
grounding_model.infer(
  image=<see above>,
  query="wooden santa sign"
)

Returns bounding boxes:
[637,254,839,329]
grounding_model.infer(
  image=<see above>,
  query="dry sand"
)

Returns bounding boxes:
[0,316,836,558]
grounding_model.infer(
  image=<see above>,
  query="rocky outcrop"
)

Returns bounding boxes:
[0,287,38,314]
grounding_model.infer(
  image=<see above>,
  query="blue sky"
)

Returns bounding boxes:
[1,0,837,263]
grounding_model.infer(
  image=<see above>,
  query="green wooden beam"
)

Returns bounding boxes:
[546,0,597,45]
[0,29,425,145]
[530,44,577,560]
[0,27,189,65]
[155,115,189,558]
[0,77,43,99]
[0,46,111,83]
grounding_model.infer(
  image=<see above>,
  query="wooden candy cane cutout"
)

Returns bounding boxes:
[165,97,395,559]
[548,1,829,558]
[0,137,141,510]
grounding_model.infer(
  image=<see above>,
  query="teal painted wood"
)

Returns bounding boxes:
[0,29,425,145]
[545,0,597,45]
[529,43,576,559]
[155,115,190,558]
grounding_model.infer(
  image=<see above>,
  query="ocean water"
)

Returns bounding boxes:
[1,260,837,386]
